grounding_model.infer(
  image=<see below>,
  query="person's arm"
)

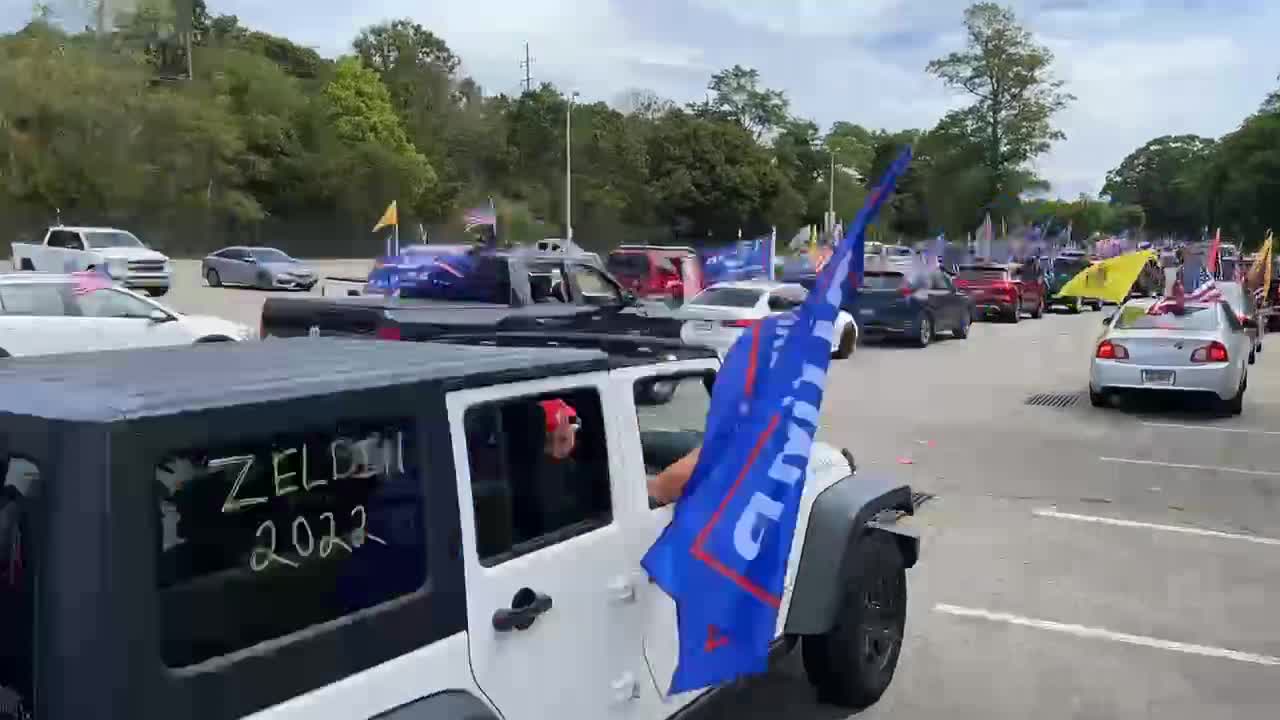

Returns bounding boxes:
[648,446,700,505]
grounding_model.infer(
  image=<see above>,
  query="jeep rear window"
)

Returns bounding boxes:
[606,253,649,278]
[1,456,39,719]
[153,419,426,667]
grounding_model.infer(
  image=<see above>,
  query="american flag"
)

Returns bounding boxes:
[1187,264,1222,303]
[463,205,497,230]
[71,269,114,295]
[1147,275,1186,315]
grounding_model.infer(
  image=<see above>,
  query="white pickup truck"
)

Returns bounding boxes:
[11,225,173,296]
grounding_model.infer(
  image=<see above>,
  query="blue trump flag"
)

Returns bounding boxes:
[641,147,913,694]
[700,234,772,284]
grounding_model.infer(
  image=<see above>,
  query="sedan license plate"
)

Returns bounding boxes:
[1142,369,1175,386]
[694,320,715,332]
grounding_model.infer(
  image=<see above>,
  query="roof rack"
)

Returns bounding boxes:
[614,245,697,254]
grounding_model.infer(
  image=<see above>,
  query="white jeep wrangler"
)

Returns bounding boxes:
[0,334,919,720]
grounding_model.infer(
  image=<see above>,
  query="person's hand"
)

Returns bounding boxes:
[649,447,700,505]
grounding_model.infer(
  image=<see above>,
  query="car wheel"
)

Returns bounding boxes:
[834,325,856,359]
[206,268,221,287]
[952,312,970,339]
[1249,349,1256,365]
[1031,297,1044,319]
[1069,298,1081,314]
[1089,388,1108,408]
[1224,381,1245,416]
[915,313,932,348]
[1009,301,1021,323]
[19,259,34,271]
[802,532,906,710]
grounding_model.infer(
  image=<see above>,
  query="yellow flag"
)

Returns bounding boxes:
[1247,231,1273,295]
[1056,250,1155,304]
[372,200,398,232]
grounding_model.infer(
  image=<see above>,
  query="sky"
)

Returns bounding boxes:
[4,0,1277,200]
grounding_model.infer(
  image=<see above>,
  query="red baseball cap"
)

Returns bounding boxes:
[539,399,580,433]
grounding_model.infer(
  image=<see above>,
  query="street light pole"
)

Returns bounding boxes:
[828,150,835,231]
[566,91,579,241]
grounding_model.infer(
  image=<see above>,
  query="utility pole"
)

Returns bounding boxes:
[828,151,836,232]
[565,91,579,241]
[520,43,534,93]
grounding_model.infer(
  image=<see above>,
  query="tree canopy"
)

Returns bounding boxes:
[0,1,1112,257]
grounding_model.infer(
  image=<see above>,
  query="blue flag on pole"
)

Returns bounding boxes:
[699,234,772,284]
[641,147,913,694]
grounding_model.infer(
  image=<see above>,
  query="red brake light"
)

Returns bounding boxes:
[953,279,970,288]
[722,318,755,328]
[1096,340,1129,360]
[1191,341,1228,363]
[899,285,915,297]
[376,324,402,341]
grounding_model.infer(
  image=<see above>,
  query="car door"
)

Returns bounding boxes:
[0,283,103,356]
[609,362,720,716]
[446,377,649,720]
[72,287,193,350]
[927,271,957,330]
[222,248,254,285]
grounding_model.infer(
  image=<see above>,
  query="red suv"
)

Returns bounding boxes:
[605,245,704,304]
[953,259,1047,322]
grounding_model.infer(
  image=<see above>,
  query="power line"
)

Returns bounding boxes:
[517,42,532,92]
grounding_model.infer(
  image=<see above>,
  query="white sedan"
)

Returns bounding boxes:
[0,273,253,358]
[1090,299,1250,414]
[677,280,858,359]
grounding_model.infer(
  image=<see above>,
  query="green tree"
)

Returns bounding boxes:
[320,56,435,218]
[926,2,1073,202]
[690,65,789,140]
[1101,134,1215,236]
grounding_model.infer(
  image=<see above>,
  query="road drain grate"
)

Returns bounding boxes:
[1026,392,1080,408]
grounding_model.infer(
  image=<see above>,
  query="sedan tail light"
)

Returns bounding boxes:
[1191,341,1228,363]
[376,324,402,341]
[1096,340,1129,360]
[722,318,756,328]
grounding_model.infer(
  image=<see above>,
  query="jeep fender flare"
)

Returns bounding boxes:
[783,473,918,636]
[371,690,501,720]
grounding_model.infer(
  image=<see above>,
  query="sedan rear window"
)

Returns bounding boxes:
[956,268,1008,281]
[688,287,762,308]
[0,284,68,316]
[1114,305,1220,330]
[862,272,906,289]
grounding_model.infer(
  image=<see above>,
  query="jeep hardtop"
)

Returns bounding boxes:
[0,335,918,720]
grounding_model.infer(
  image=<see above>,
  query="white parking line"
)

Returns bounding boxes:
[933,604,1280,666]
[1141,421,1280,436]
[1098,456,1280,478]
[1032,508,1280,546]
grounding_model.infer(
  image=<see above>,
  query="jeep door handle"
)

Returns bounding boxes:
[492,587,553,632]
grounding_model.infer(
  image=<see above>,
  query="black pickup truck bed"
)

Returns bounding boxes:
[260,295,682,341]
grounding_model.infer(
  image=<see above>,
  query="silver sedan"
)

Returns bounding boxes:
[1089,299,1250,414]
[201,246,317,290]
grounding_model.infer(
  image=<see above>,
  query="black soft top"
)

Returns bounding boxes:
[0,338,607,422]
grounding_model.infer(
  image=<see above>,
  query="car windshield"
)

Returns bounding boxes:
[1114,304,1220,330]
[82,231,143,249]
[688,287,762,308]
[957,268,1008,281]
[250,248,292,263]
[606,254,649,278]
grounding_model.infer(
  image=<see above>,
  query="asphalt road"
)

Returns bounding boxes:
[707,307,1280,719]
[15,259,1279,717]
